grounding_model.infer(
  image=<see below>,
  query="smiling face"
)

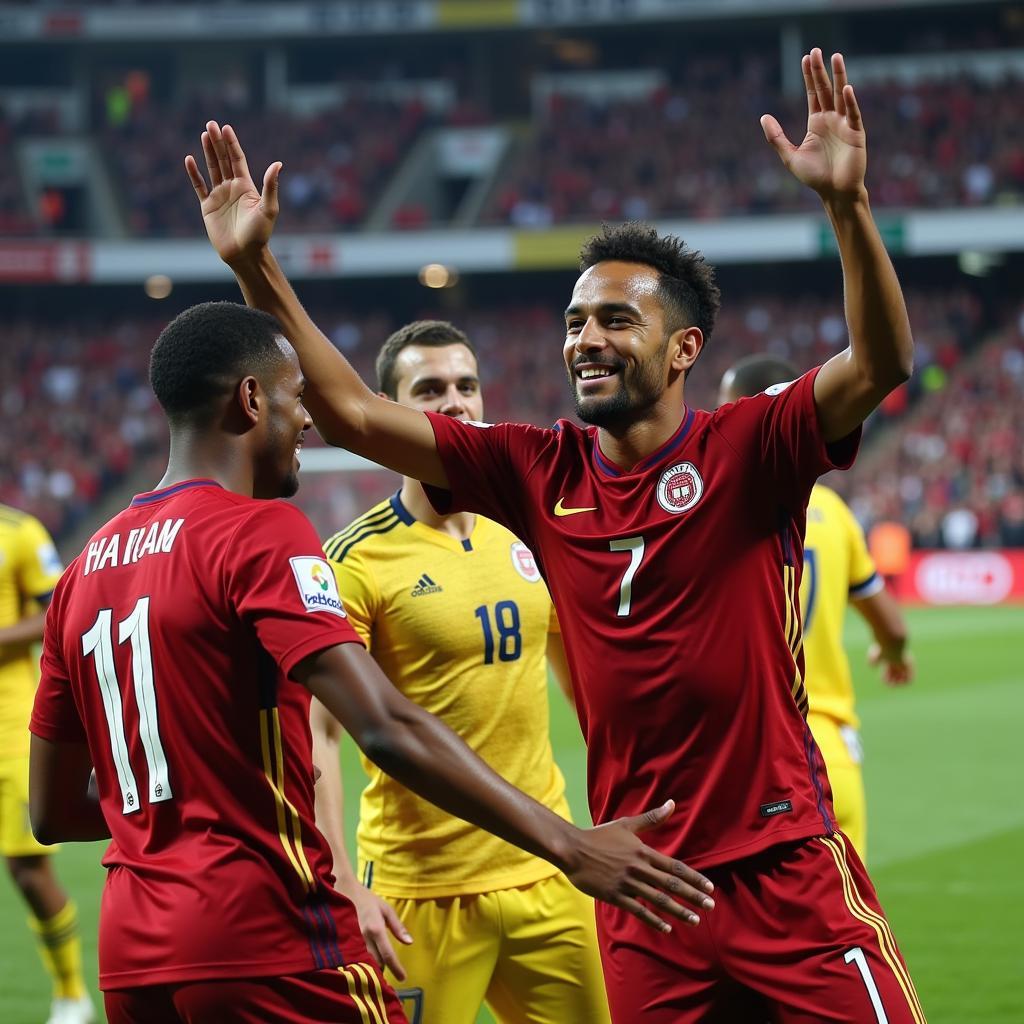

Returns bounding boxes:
[564,261,696,430]
[390,342,484,422]
[252,338,312,500]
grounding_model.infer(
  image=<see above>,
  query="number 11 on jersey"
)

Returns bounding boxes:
[610,536,645,617]
[81,596,173,814]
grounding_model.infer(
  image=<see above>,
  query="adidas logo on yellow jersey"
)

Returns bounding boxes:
[410,573,443,597]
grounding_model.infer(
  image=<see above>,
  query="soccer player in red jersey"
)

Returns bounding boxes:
[28,302,714,1024]
[188,48,926,1022]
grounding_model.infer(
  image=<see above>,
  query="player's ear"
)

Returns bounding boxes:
[669,325,703,374]
[237,375,263,426]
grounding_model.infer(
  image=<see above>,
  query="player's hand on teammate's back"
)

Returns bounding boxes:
[185,120,281,266]
[569,799,715,934]
[760,48,867,202]
[344,883,413,981]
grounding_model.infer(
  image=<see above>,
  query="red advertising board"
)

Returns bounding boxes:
[0,242,91,282]
[895,550,1024,605]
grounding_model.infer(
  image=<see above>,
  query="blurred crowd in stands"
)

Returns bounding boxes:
[489,62,1024,225]
[3,59,1023,235]
[7,289,1020,552]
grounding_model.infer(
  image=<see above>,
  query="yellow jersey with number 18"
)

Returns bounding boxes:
[0,506,64,759]
[323,493,571,900]
[799,485,882,730]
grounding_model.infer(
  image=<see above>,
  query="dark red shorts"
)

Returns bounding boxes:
[104,963,406,1023]
[597,831,926,1023]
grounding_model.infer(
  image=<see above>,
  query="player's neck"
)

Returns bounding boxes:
[158,434,253,497]
[594,400,689,473]
[400,478,475,539]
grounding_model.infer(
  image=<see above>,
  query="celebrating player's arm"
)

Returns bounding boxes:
[310,700,413,980]
[760,48,914,441]
[297,642,714,935]
[854,587,914,685]
[185,123,443,486]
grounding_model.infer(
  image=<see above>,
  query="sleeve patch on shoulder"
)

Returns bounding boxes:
[288,556,348,618]
[464,420,493,429]
[763,380,795,396]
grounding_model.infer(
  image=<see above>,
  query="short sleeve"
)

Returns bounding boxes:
[16,515,63,601]
[717,367,861,511]
[30,590,87,744]
[844,502,883,600]
[224,502,364,680]
[422,414,552,541]
[327,548,377,649]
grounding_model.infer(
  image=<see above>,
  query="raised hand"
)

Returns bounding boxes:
[184,121,281,266]
[761,49,866,202]
[566,799,715,934]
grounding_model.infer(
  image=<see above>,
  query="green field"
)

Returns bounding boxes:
[2,606,1021,1023]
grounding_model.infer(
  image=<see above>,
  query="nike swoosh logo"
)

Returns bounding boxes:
[554,497,598,517]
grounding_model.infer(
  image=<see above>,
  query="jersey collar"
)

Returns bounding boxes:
[130,479,223,507]
[591,407,695,478]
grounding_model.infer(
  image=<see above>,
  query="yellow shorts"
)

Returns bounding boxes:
[0,756,55,858]
[379,871,610,1024]
[809,711,867,862]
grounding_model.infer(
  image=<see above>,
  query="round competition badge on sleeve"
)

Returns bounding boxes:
[289,556,348,617]
[510,541,541,582]
[656,462,704,514]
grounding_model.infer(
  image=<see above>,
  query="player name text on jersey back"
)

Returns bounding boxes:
[82,518,185,576]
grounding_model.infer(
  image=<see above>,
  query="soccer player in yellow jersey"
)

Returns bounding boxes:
[720,355,914,861]
[311,320,610,1024]
[0,504,94,1024]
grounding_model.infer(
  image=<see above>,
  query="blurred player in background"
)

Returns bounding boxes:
[720,354,915,861]
[312,319,610,1024]
[188,46,927,1022]
[0,504,94,1024]
[28,302,712,1024]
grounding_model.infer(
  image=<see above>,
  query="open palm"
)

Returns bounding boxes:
[761,49,866,200]
[184,121,281,265]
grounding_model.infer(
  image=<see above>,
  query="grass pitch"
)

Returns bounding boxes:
[1,606,1020,1022]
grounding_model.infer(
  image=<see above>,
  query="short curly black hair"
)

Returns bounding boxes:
[149,301,287,422]
[579,222,721,347]
[723,354,800,400]
[375,320,477,399]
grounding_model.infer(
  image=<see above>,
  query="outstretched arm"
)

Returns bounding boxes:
[296,643,715,934]
[762,49,913,442]
[185,122,447,486]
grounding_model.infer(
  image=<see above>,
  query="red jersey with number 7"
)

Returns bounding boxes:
[30,480,369,989]
[425,368,859,868]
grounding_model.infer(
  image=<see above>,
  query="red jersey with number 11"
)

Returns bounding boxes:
[30,480,368,989]
[425,368,859,868]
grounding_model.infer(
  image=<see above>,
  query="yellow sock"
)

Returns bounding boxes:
[29,899,86,1000]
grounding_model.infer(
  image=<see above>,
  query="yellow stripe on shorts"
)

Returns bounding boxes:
[819,836,926,1023]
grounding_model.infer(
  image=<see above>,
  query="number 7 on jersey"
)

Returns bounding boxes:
[610,536,645,617]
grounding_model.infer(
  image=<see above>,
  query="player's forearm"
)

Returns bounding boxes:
[228,248,376,448]
[824,192,914,394]
[311,731,361,891]
[855,588,908,653]
[363,702,580,874]
[0,610,46,648]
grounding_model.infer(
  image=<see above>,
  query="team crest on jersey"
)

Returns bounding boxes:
[289,556,347,618]
[510,541,541,582]
[656,462,704,514]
